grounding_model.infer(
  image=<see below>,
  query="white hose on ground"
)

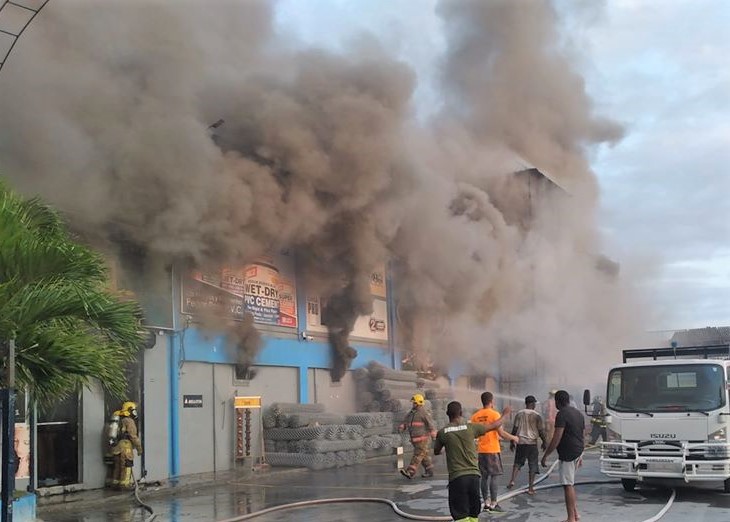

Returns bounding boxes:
[132,472,157,522]
[216,458,676,522]
[641,488,676,522]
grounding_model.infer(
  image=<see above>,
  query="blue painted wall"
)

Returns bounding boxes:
[1,493,36,522]
[179,328,392,369]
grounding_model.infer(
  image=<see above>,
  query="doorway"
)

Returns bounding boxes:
[37,393,80,487]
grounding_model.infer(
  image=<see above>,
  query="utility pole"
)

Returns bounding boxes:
[1,339,16,522]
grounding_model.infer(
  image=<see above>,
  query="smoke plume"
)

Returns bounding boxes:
[0,0,643,387]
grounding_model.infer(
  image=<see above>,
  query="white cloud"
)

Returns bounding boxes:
[586,0,730,328]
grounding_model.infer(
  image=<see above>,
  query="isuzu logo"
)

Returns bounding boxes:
[650,433,677,439]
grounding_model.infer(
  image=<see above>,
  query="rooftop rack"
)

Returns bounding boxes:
[622,344,730,363]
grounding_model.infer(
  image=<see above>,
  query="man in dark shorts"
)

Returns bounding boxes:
[434,401,509,522]
[470,392,519,512]
[541,389,585,522]
[508,395,547,494]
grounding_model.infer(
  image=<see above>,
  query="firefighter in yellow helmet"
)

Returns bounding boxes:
[398,393,436,479]
[111,401,143,489]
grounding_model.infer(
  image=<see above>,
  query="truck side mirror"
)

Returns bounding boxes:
[583,389,591,407]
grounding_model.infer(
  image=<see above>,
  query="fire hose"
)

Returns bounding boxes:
[132,471,157,522]
[217,457,677,522]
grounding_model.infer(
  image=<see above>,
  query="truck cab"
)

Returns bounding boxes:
[594,344,730,492]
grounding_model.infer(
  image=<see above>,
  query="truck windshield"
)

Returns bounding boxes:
[607,363,726,413]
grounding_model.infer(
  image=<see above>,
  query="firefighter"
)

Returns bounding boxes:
[588,396,608,446]
[111,401,143,489]
[398,393,436,479]
[104,409,122,487]
[543,390,558,443]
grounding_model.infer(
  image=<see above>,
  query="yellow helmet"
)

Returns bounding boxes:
[120,401,138,417]
[411,394,425,406]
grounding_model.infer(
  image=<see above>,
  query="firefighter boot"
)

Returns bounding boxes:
[111,458,121,488]
[119,465,134,490]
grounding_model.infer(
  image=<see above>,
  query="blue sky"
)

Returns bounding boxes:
[275,0,730,331]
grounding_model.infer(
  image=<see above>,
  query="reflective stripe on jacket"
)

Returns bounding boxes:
[399,406,436,443]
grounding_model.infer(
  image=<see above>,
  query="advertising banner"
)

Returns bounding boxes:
[370,265,387,298]
[182,252,297,328]
[306,266,389,342]
[15,423,29,479]
[351,297,389,341]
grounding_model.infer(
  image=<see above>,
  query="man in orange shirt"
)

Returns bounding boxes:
[471,391,519,512]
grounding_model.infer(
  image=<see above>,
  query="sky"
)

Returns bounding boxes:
[275,0,730,331]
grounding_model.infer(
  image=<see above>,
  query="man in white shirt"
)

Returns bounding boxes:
[507,395,547,494]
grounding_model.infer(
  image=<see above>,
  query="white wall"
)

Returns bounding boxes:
[176,364,299,476]
[178,362,215,476]
[311,368,357,413]
[143,333,169,482]
[80,383,107,489]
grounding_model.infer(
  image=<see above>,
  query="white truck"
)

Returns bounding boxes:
[585,344,730,492]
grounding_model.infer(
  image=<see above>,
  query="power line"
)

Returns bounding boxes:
[0,0,50,74]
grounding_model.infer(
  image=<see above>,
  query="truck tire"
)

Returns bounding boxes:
[622,479,637,492]
[724,478,730,493]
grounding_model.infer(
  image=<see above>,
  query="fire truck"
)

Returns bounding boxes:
[585,344,730,492]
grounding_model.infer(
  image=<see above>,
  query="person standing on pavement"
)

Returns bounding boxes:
[588,396,608,446]
[434,401,509,522]
[398,393,437,479]
[543,389,558,442]
[541,389,585,522]
[470,391,519,513]
[507,395,548,494]
[111,401,143,490]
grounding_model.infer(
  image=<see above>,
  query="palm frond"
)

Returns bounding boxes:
[0,178,145,405]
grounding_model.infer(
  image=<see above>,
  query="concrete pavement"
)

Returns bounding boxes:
[37,448,730,521]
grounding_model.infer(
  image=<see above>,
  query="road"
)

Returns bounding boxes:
[39,449,730,521]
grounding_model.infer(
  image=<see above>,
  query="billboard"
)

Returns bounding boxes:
[306,265,389,342]
[15,423,29,479]
[182,252,297,328]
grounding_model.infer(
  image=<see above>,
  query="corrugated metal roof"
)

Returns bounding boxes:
[670,326,730,346]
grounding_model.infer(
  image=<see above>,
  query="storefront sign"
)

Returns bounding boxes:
[351,297,389,341]
[182,395,203,408]
[182,252,298,328]
[370,265,387,298]
[234,396,262,409]
[306,266,389,342]
[241,263,280,324]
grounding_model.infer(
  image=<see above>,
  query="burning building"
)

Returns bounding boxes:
[0,0,641,489]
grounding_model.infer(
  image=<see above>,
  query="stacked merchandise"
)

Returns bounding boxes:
[345,412,401,457]
[355,362,455,446]
[263,402,365,470]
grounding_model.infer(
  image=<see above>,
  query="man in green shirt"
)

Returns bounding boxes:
[434,401,510,522]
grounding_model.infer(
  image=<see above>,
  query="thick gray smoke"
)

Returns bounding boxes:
[0,0,642,386]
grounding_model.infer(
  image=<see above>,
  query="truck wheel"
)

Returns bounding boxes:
[622,479,637,492]
[724,478,730,493]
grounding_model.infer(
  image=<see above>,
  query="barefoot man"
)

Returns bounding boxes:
[541,390,585,522]
[507,395,547,494]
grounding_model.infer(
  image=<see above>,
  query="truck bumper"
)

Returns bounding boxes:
[600,441,730,482]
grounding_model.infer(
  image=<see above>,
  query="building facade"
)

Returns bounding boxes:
[20,256,399,494]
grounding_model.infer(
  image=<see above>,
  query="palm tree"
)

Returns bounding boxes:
[0,180,144,406]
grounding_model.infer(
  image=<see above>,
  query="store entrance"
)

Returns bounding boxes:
[37,393,80,487]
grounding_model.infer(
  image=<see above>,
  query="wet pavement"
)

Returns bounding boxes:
[37,449,730,521]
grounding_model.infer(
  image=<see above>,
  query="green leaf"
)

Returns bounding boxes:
[0,179,144,406]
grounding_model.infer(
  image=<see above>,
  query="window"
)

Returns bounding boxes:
[607,363,726,413]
